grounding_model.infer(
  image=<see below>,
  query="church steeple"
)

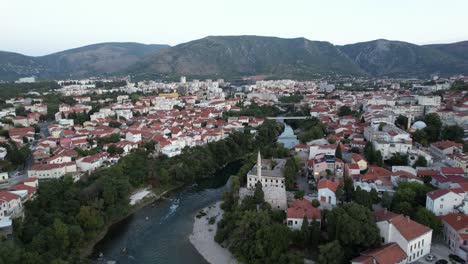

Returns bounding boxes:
[257,151,262,181]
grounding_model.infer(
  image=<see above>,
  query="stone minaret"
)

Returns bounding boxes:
[257,151,262,182]
[407,114,412,131]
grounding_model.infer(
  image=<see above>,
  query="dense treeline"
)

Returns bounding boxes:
[285,117,325,143]
[94,81,127,89]
[216,177,381,263]
[224,102,280,118]
[0,81,60,99]
[0,120,283,263]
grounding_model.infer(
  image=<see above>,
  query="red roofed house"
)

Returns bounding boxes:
[351,153,368,171]
[0,191,22,218]
[345,163,361,178]
[317,179,340,205]
[426,188,465,216]
[374,209,432,263]
[8,127,35,145]
[286,199,321,230]
[441,167,465,177]
[440,213,468,260]
[76,153,109,172]
[351,242,407,264]
[28,162,77,179]
[430,140,463,159]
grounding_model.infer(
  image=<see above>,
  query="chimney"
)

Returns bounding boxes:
[406,215,410,222]
[457,215,462,221]
[384,208,387,214]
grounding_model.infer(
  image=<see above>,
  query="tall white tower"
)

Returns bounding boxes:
[257,151,262,182]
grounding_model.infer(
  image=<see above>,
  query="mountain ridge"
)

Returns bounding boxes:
[1,36,468,81]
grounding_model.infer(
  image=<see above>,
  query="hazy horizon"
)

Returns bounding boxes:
[2,0,468,56]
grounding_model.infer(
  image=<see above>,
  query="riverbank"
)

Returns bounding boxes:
[80,182,185,260]
[189,201,239,264]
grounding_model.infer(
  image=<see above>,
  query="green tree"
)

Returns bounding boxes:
[338,105,353,117]
[326,203,381,259]
[414,207,442,237]
[413,155,428,168]
[441,125,464,143]
[317,240,344,264]
[254,181,264,204]
[335,144,342,159]
[312,199,321,208]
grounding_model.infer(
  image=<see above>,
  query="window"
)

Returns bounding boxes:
[422,239,424,246]
[440,204,443,209]
[410,245,412,251]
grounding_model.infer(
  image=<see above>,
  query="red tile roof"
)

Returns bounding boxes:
[427,189,463,200]
[440,213,468,231]
[287,199,321,220]
[0,191,21,202]
[375,210,432,241]
[441,167,465,175]
[351,243,407,264]
[317,179,340,192]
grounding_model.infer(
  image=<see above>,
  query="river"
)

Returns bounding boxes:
[91,122,298,264]
[277,119,300,149]
[91,161,242,264]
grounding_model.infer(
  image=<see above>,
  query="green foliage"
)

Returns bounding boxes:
[279,94,303,104]
[312,199,321,208]
[284,158,299,191]
[391,182,434,217]
[413,155,428,168]
[0,81,60,98]
[224,102,280,118]
[317,240,344,264]
[364,142,382,166]
[414,207,442,237]
[395,115,408,129]
[325,203,381,260]
[451,80,468,91]
[441,125,464,143]
[422,113,442,142]
[388,153,408,166]
[335,144,342,159]
[337,105,356,117]
[254,181,265,204]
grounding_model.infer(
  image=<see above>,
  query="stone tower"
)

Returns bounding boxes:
[257,151,262,182]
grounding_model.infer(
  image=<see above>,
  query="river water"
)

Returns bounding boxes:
[91,161,242,264]
[277,120,300,149]
[91,122,298,264]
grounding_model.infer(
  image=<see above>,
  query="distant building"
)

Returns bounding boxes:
[15,77,35,83]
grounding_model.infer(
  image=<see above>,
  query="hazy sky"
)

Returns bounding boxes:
[2,0,468,56]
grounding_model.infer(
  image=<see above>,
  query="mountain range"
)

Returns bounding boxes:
[1,36,468,81]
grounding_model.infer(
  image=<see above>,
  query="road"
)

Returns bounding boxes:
[415,242,452,264]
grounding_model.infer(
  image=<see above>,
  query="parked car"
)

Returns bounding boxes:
[435,260,448,264]
[425,254,436,262]
[449,254,466,264]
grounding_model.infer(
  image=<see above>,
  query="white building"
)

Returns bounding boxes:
[426,189,465,216]
[76,153,109,172]
[375,209,432,263]
[364,124,412,160]
[286,199,321,230]
[440,214,468,261]
[317,179,340,205]
[125,130,142,143]
[246,152,287,210]
[160,144,181,158]
[28,162,77,179]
